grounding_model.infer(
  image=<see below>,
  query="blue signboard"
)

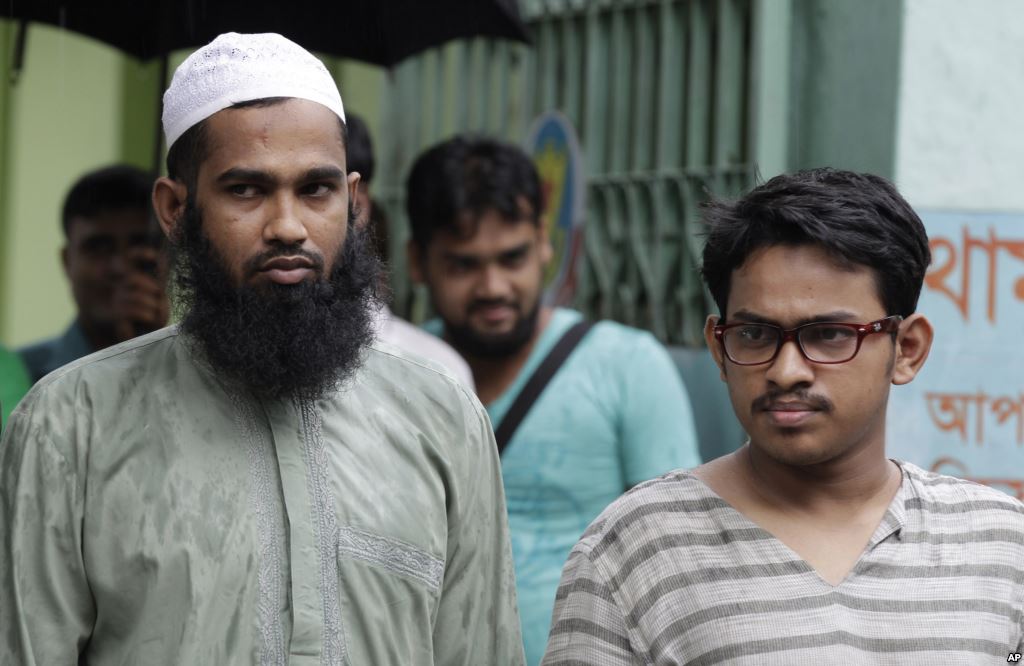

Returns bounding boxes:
[525,112,585,305]
[888,211,1024,500]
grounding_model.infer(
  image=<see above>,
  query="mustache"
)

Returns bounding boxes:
[467,298,519,314]
[242,246,325,279]
[751,388,833,415]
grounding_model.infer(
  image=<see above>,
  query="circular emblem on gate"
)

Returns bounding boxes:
[525,111,585,304]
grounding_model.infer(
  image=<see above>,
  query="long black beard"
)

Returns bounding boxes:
[171,199,381,401]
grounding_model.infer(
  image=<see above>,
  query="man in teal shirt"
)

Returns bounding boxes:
[407,136,701,664]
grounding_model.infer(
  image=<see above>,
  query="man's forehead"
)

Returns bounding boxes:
[199,100,347,176]
[727,244,884,319]
[207,100,344,142]
[433,215,538,252]
[732,243,872,279]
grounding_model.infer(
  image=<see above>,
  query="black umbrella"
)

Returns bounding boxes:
[2,0,530,66]
[3,0,530,171]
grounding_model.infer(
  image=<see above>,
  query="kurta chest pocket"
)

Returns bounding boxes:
[336,525,446,594]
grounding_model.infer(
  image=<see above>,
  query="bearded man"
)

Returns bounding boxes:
[406,136,701,665]
[0,33,523,666]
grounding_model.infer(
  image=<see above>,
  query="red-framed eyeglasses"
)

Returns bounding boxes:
[713,315,903,366]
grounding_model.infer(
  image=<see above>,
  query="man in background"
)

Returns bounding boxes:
[346,113,473,387]
[544,169,1024,663]
[407,135,701,665]
[18,164,168,382]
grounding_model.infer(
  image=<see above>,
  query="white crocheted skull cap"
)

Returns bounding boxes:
[162,32,346,149]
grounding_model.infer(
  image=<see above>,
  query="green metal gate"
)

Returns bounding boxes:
[374,0,786,346]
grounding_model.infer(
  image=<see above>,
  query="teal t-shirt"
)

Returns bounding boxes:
[0,345,30,432]
[429,308,700,664]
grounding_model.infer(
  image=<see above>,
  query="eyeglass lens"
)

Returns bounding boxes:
[723,323,859,364]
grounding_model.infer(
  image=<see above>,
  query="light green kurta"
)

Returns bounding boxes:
[0,326,524,665]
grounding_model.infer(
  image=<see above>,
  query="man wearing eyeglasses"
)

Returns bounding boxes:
[543,168,1024,664]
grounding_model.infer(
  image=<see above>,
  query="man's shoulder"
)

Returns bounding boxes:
[900,460,1024,521]
[573,469,725,557]
[588,317,654,340]
[576,316,669,365]
[37,326,178,381]
[375,315,473,388]
[6,328,182,434]
[358,343,494,464]
[363,341,481,411]
[559,309,651,344]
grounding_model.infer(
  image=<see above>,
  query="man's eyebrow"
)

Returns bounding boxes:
[79,232,114,243]
[301,165,346,182]
[441,250,480,264]
[498,243,531,259]
[216,168,275,185]
[441,242,532,265]
[729,309,861,327]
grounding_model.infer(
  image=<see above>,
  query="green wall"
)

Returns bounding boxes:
[787,0,904,177]
[332,60,385,149]
[1,23,131,347]
[0,21,14,342]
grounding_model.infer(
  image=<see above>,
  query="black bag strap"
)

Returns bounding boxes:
[494,320,594,456]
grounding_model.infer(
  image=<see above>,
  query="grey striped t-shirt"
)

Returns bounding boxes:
[543,461,1024,665]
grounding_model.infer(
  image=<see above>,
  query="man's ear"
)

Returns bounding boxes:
[60,245,69,275]
[704,314,728,381]
[347,171,361,212]
[152,177,188,241]
[349,174,372,230]
[892,313,933,385]
[407,240,425,284]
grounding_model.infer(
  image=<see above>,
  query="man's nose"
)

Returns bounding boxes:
[263,194,309,246]
[474,264,512,299]
[764,338,815,390]
[109,245,133,277]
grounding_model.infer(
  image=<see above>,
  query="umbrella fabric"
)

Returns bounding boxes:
[1,0,530,66]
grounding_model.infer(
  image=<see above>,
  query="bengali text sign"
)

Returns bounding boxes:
[888,211,1024,499]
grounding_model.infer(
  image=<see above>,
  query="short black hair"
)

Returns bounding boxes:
[166,97,348,192]
[62,164,153,237]
[345,113,374,184]
[700,168,931,318]
[406,135,542,249]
